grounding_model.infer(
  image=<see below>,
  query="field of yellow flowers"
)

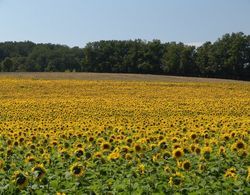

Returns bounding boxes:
[0,77,249,194]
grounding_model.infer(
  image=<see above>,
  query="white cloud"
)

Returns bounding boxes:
[185,42,204,48]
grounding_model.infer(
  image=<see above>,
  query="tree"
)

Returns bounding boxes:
[1,57,14,72]
[0,33,249,80]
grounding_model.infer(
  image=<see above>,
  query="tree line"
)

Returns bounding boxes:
[0,32,249,80]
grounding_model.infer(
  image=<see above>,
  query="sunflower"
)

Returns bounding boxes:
[237,149,248,158]
[168,172,183,186]
[152,154,160,162]
[235,140,245,150]
[137,164,145,174]
[218,146,226,156]
[190,133,197,140]
[171,137,178,143]
[120,146,130,154]
[93,152,104,161]
[70,163,84,177]
[162,151,171,160]
[39,148,44,154]
[247,167,250,182]
[224,167,237,179]
[85,152,92,159]
[230,131,236,138]
[13,141,19,147]
[164,165,171,173]
[172,143,181,150]
[56,192,66,195]
[7,139,12,146]
[51,140,58,147]
[182,160,191,171]
[60,149,70,159]
[87,136,94,142]
[158,140,168,149]
[108,151,120,161]
[25,156,36,164]
[6,148,13,157]
[74,148,84,158]
[126,138,133,145]
[202,146,212,160]
[0,159,4,170]
[75,143,83,148]
[195,146,201,155]
[125,153,133,160]
[41,153,51,165]
[19,136,25,143]
[96,137,105,145]
[150,144,157,150]
[198,163,206,172]
[12,171,28,189]
[222,134,230,141]
[172,148,184,159]
[32,164,46,180]
[134,143,142,153]
[190,144,196,152]
[101,142,111,151]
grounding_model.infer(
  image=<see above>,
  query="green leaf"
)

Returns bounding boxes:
[50,180,59,189]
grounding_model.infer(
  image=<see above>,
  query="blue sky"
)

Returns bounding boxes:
[0,0,249,47]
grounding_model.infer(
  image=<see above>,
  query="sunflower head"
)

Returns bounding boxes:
[195,147,201,155]
[137,164,145,174]
[134,143,142,153]
[32,164,46,180]
[218,146,226,156]
[198,163,206,172]
[235,140,245,150]
[202,146,212,160]
[237,149,248,158]
[101,142,111,151]
[171,137,178,143]
[125,153,133,160]
[162,151,171,160]
[158,140,168,149]
[190,133,197,140]
[56,192,66,195]
[25,156,36,164]
[120,146,130,154]
[88,136,94,142]
[222,134,230,141]
[60,149,70,159]
[12,171,28,189]
[164,165,171,173]
[172,148,184,159]
[74,148,84,158]
[190,144,196,152]
[172,143,181,150]
[108,151,120,161]
[70,163,85,177]
[85,152,92,159]
[182,160,191,171]
[169,172,183,186]
[0,159,4,170]
[93,151,102,159]
[224,167,237,179]
[247,167,250,182]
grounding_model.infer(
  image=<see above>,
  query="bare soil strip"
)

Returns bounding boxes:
[0,72,248,83]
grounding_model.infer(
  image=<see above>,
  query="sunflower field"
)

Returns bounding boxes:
[0,78,249,194]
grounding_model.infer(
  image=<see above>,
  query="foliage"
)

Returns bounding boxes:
[0,32,249,80]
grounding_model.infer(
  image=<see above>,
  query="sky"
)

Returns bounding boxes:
[0,0,249,47]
